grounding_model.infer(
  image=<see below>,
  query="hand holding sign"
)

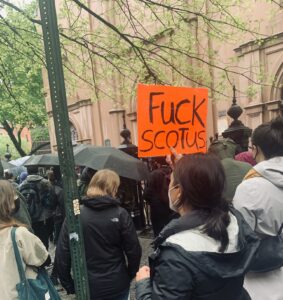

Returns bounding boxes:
[165,147,183,169]
[137,84,208,157]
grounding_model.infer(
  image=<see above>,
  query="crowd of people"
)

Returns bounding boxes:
[0,116,282,300]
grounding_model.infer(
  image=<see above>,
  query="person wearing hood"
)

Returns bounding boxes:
[208,138,252,202]
[19,166,56,252]
[77,167,96,199]
[143,169,171,237]
[233,116,283,300]
[56,169,141,299]
[19,171,28,184]
[136,153,259,300]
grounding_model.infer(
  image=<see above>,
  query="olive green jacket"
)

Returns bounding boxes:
[221,158,251,202]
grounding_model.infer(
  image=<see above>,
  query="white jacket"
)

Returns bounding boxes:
[234,156,283,300]
[0,226,48,300]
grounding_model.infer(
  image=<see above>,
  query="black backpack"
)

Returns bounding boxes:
[19,178,53,222]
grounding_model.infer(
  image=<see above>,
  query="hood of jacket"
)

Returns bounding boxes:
[82,195,121,210]
[155,208,259,280]
[26,174,43,183]
[254,156,283,188]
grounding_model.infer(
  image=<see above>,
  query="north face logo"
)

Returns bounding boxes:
[111,218,119,223]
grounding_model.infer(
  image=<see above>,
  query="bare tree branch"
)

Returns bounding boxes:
[71,0,158,82]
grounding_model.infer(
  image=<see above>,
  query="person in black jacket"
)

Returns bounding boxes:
[143,169,171,237]
[136,153,259,300]
[56,169,142,300]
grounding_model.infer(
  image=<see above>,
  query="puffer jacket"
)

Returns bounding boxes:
[233,156,283,300]
[136,208,259,300]
[56,195,141,299]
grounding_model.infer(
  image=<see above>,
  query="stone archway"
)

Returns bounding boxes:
[271,62,283,100]
[267,62,283,118]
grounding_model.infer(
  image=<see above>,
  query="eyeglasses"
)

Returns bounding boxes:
[248,145,257,151]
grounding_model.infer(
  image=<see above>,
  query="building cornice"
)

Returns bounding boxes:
[265,99,283,110]
[244,99,283,114]
[244,102,265,114]
[47,98,92,116]
[234,31,283,56]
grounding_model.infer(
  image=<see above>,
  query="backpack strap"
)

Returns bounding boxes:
[11,227,27,284]
[244,168,261,180]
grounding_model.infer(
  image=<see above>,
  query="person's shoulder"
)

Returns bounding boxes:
[236,175,272,192]
[154,241,190,269]
[166,227,221,253]
[118,206,131,218]
[40,177,50,184]
[222,158,251,171]
[233,176,273,211]
[15,226,33,240]
[38,177,52,189]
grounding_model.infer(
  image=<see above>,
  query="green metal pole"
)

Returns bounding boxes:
[38,1,90,299]
[0,160,3,179]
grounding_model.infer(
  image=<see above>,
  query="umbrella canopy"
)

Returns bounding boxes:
[6,166,27,178]
[10,156,31,167]
[74,144,149,181]
[1,160,15,170]
[24,154,59,167]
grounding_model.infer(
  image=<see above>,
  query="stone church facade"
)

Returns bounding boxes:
[44,1,283,151]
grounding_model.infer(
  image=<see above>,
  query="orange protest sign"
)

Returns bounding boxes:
[137,84,208,157]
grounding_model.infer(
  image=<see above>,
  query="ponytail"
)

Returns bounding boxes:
[173,154,231,253]
[202,200,230,253]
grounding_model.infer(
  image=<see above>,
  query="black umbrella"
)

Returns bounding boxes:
[10,156,31,167]
[74,144,149,181]
[24,154,59,167]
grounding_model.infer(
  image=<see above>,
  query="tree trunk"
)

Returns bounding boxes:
[1,120,27,157]
[29,141,50,155]
[0,160,4,179]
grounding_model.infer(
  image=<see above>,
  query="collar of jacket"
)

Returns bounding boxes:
[153,207,257,250]
[82,195,121,210]
[153,209,209,249]
[26,174,43,182]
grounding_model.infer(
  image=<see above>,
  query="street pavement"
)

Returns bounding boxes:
[50,230,154,300]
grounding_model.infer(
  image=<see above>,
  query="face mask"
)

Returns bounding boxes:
[168,185,179,212]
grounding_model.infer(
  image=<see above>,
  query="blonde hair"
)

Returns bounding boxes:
[87,169,120,198]
[0,180,17,226]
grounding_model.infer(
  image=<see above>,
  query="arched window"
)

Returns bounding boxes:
[70,122,78,145]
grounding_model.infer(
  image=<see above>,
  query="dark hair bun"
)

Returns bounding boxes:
[271,116,283,131]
